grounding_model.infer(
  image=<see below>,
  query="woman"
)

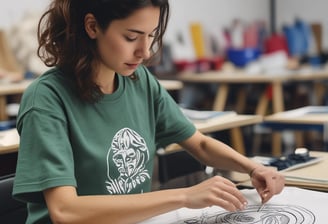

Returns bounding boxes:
[13,0,285,223]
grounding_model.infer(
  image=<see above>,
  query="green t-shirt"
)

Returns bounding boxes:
[13,65,196,223]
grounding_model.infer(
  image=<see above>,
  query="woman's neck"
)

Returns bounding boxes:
[95,68,117,94]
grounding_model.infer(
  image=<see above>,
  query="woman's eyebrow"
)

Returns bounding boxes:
[126,27,158,35]
[127,29,145,34]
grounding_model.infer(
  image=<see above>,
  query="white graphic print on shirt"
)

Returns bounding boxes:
[106,128,150,194]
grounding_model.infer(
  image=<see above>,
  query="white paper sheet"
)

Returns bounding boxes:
[0,128,19,146]
[180,108,236,122]
[140,187,328,224]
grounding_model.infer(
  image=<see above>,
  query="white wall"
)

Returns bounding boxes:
[167,0,269,38]
[276,0,327,26]
[0,0,50,30]
[0,0,269,32]
[164,0,270,59]
[0,0,327,49]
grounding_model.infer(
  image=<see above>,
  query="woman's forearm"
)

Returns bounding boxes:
[44,186,187,224]
[180,132,261,174]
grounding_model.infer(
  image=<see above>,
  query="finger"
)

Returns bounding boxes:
[207,176,248,210]
[213,184,248,211]
[260,189,272,204]
[220,178,248,204]
[211,191,247,212]
[212,197,241,212]
[220,176,239,187]
[230,186,248,206]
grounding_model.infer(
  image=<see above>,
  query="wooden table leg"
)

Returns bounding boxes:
[272,132,282,157]
[271,82,285,156]
[230,127,246,155]
[0,96,8,121]
[212,84,246,155]
[272,81,284,113]
[213,84,229,111]
[256,90,270,116]
[313,82,326,105]
[236,87,247,114]
[294,131,304,148]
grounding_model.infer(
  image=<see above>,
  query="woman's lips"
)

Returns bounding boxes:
[125,63,139,69]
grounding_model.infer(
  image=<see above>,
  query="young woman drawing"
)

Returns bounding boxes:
[13,0,285,223]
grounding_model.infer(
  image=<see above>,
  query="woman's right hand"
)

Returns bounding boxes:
[183,176,248,211]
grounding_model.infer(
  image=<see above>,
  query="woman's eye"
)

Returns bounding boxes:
[125,36,137,42]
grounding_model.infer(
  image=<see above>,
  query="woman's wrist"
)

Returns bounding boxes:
[248,166,261,178]
[249,167,256,177]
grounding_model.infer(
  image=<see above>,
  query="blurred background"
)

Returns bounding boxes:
[1,0,327,77]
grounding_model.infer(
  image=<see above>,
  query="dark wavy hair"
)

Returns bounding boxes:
[37,0,170,102]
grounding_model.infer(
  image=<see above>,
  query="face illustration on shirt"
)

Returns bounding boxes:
[106,128,150,194]
[113,145,137,177]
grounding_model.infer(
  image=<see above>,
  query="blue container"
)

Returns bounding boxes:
[0,120,16,131]
[227,47,261,67]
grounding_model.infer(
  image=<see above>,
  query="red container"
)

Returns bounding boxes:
[264,34,289,55]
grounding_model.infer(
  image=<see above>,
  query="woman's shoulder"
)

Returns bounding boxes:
[25,68,71,94]
[18,68,76,122]
[21,67,75,109]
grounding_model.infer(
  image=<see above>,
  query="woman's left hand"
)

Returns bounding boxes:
[250,166,285,204]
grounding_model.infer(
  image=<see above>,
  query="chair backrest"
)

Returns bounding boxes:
[156,148,206,187]
[0,174,27,224]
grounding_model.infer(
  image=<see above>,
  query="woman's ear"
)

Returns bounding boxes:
[84,13,98,39]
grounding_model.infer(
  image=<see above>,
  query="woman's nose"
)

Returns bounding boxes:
[135,39,151,59]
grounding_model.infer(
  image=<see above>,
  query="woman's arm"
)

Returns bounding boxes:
[44,178,247,224]
[179,131,258,173]
[179,130,285,203]
[44,186,185,224]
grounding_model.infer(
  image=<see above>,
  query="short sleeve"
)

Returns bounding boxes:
[13,108,76,203]
[153,79,196,148]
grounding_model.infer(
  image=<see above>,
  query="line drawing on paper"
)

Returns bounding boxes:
[182,204,315,224]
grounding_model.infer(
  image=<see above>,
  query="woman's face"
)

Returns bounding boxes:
[95,6,160,76]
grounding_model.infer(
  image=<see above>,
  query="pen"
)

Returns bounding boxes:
[257,203,265,212]
[257,189,269,212]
